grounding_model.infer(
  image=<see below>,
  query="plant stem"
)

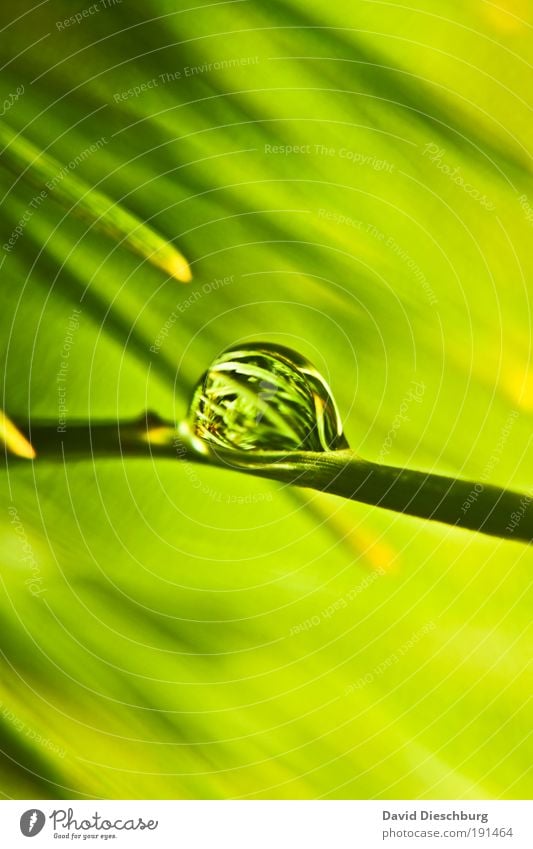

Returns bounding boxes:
[6,415,532,544]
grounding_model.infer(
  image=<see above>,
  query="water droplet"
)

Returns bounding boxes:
[188,343,348,452]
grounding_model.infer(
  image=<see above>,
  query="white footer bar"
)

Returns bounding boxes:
[1,800,531,848]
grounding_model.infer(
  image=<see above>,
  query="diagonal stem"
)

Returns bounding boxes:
[5,414,532,544]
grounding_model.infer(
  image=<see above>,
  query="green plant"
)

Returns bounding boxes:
[0,0,531,801]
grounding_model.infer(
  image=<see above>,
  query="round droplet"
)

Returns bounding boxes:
[188,342,348,452]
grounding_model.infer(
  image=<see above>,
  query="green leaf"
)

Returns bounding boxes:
[1,0,531,801]
[0,119,191,281]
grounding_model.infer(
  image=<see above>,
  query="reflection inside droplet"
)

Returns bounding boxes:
[188,342,349,452]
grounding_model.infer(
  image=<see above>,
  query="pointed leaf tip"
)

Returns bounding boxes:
[0,412,36,459]
[168,252,192,283]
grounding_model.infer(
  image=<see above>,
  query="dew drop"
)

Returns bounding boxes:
[188,342,348,452]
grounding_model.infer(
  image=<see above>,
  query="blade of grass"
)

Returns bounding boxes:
[7,415,532,544]
[0,120,192,282]
[0,410,36,459]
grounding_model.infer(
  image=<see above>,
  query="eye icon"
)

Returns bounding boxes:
[20,810,46,837]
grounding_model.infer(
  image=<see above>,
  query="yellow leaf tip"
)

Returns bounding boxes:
[0,412,37,459]
[170,255,192,283]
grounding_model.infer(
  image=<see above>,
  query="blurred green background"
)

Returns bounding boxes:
[0,0,531,799]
